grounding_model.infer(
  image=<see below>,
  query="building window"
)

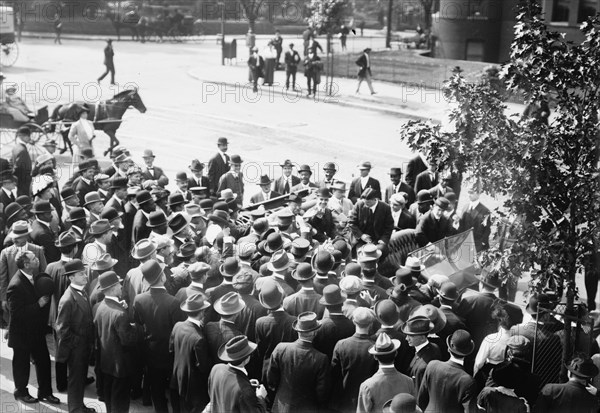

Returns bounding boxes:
[578,0,598,22]
[466,39,484,61]
[551,0,570,22]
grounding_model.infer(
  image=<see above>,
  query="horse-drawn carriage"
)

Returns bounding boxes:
[0,5,19,67]
[0,105,52,161]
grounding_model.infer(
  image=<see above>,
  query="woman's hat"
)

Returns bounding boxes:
[368,332,401,355]
[292,311,321,332]
[214,291,246,315]
[446,329,475,357]
[217,335,257,362]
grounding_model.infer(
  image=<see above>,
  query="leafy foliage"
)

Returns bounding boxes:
[306,0,351,35]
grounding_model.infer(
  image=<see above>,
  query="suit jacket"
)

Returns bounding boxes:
[291,182,318,193]
[282,288,325,319]
[248,54,265,75]
[55,286,94,362]
[415,210,457,248]
[0,188,16,214]
[208,364,266,413]
[31,219,60,263]
[417,360,477,413]
[107,231,129,276]
[207,152,230,195]
[409,341,442,391]
[205,319,243,365]
[414,170,438,194]
[105,195,125,216]
[12,142,32,196]
[141,165,169,187]
[267,340,331,413]
[385,182,415,205]
[331,333,378,412]
[273,175,301,195]
[438,306,466,359]
[460,202,491,252]
[7,271,50,348]
[75,178,97,207]
[94,298,139,377]
[122,264,150,311]
[133,288,184,369]
[457,292,498,350]
[357,367,415,413]
[131,208,152,244]
[170,320,211,408]
[393,209,417,230]
[255,310,298,381]
[405,155,427,189]
[46,259,72,326]
[305,208,336,243]
[348,176,381,204]
[250,190,282,205]
[349,200,394,245]
[187,175,210,191]
[217,172,244,204]
[236,293,268,342]
[0,243,47,301]
[313,313,355,361]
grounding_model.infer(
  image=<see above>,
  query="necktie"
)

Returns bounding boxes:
[284,180,290,194]
[9,192,15,202]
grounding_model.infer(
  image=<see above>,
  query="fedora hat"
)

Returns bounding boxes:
[319,284,345,306]
[212,201,229,212]
[9,220,32,239]
[264,232,284,254]
[177,242,196,259]
[35,273,55,297]
[189,159,204,171]
[259,279,285,310]
[131,239,157,260]
[292,263,316,281]
[339,275,363,295]
[113,153,130,164]
[447,329,475,357]
[184,204,203,218]
[142,149,155,158]
[401,315,434,336]
[357,244,382,262]
[141,259,164,285]
[374,299,399,326]
[208,210,230,226]
[416,190,433,204]
[368,332,401,355]
[331,181,346,191]
[219,189,237,201]
[63,259,85,275]
[567,356,599,378]
[147,210,167,227]
[67,207,87,222]
[258,175,273,186]
[180,292,211,313]
[360,188,377,200]
[268,250,293,272]
[383,394,422,413]
[89,219,112,235]
[358,161,372,170]
[30,200,52,214]
[100,206,123,222]
[280,159,294,168]
[199,198,214,212]
[136,190,153,205]
[168,193,186,207]
[168,213,188,235]
[220,257,241,278]
[410,304,447,334]
[214,291,246,315]
[311,250,334,273]
[98,271,122,291]
[229,154,243,164]
[91,253,118,271]
[217,335,257,362]
[55,230,81,247]
[297,164,312,174]
[292,311,321,332]
[110,176,128,189]
[393,268,415,288]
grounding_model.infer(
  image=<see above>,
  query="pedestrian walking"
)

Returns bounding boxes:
[53,13,62,45]
[356,48,376,95]
[248,47,264,93]
[359,20,365,36]
[98,39,116,85]
[339,25,349,51]
[284,44,300,91]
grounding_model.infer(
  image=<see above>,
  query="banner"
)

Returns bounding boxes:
[408,229,479,291]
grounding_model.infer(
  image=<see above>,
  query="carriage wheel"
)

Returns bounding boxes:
[1,42,19,67]
[0,129,14,157]
[13,123,49,162]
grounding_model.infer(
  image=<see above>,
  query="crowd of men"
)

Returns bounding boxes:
[1,128,599,413]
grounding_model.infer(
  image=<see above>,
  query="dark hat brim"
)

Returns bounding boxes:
[367,339,401,355]
[446,335,475,357]
[318,295,345,306]
[217,340,257,362]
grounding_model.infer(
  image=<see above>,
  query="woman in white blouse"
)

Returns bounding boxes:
[68,108,95,163]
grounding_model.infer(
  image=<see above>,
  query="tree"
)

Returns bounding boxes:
[420,0,433,30]
[399,0,600,378]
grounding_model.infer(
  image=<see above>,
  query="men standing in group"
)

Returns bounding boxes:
[348,161,381,203]
[55,259,96,413]
[12,126,32,197]
[8,251,59,405]
[460,182,491,252]
[284,44,300,91]
[207,137,230,196]
[274,160,300,195]
[98,39,115,85]
[385,167,415,205]
[217,155,244,207]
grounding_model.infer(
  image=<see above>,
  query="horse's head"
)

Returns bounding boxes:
[125,88,147,113]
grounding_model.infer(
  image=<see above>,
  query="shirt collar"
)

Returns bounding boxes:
[36,218,51,228]
[187,317,202,328]
[191,281,204,289]
[71,283,85,292]
[301,287,315,291]
[415,340,430,353]
[227,363,248,376]
[449,355,464,366]
[470,200,480,209]
[21,270,34,284]
[81,177,91,185]
[2,187,14,196]
[370,201,378,213]
[61,254,74,262]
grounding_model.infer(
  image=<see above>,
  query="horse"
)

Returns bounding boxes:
[105,8,139,41]
[50,89,147,157]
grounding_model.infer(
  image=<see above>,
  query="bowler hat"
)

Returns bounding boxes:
[89,219,112,235]
[131,239,157,260]
[258,175,273,186]
[292,263,316,281]
[264,233,284,254]
[16,195,32,208]
[63,259,85,275]
[136,190,153,205]
[214,291,246,315]
[317,187,331,199]
[383,394,422,413]
[357,244,382,262]
[67,207,87,222]
[4,203,24,223]
[297,164,312,174]
[100,206,122,222]
[217,335,257,362]
[199,199,214,211]
[268,250,293,272]
[401,315,434,336]
[374,299,399,326]
[341,262,362,278]
[229,154,243,164]
[360,188,377,200]
[10,220,32,239]
[388,167,402,176]
[147,210,167,227]
[434,197,450,211]
[368,332,401,355]
[110,176,128,189]
[91,253,118,271]
[319,284,345,305]
[292,311,321,332]
[526,293,552,315]
[323,162,337,171]
[98,271,122,291]
[189,159,204,171]
[141,259,164,285]
[220,257,241,278]
[311,250,334,273]
[208,210,230,226]
[35,273,55,297]
[177,242,196,259]
[168,213,188,235]
[168,193,186,207]
[30,200,52,214]
[180,292,211,313]
[217,137,228,145]
[17,126,31,136]
[60,187,77,201]
[410,304,447,334]
[142,149,155,158]
[438,281,459,301]
[175,171,188,182]
[259,279,284,309]
[416,190,433,204]
[339,275,363,295]
[55,230,81,247]
[446,329,475,357]
[213,201,229,212]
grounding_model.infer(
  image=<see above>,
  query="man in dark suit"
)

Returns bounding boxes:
[131,190,157,244]
[282,263,324,318]
[389,193,416,231]
[415,197,459,248]
[355,48,376,95]
[402,315,442,391]
[207,137,230,196]
[187,159,210,190]
[205,291,245,364]
[217,155,244,207]
[436,281,467,360]
[248,47,265,93]
[7,250,60,404]
[313,285,355,360]
[405,154,428,190]
[250,175,281,204]
[133,260,185,412]
[274,160,301,195]
[11,126,32,197]
[414,159,439,194]
[30,200,61,263]
[105,177,128,216]
[0,173,17,214]
[232,271,267,343]
[349,188,393,258]
[170,293,212,412]
[459,184,492,252]
[94,270,139,413]
[140,149,169,188]
[348,161,381,203]
[75,161,98,207]
[384,167,415,205]
[55,259,95,413]
[418,330,477,412]
[290,164,318,192]
[100,207,129,276]
[267,311,331,412]
[208,336,267,412]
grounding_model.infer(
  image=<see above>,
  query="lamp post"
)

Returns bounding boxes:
[385,0,393,48]
[219,1,225,44]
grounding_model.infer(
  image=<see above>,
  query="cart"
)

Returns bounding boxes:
[0,5,19,67]
[0,106,53,161]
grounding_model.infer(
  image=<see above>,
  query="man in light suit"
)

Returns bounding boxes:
[68,108,95,160]
[140,149,169,188]
[273,160,300,195]
[12,126,32,197]
[207,137,230,196]
[55,259,96,413]
[384,167,415,205]
[251,175,281,204]
[348,161,381,204]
